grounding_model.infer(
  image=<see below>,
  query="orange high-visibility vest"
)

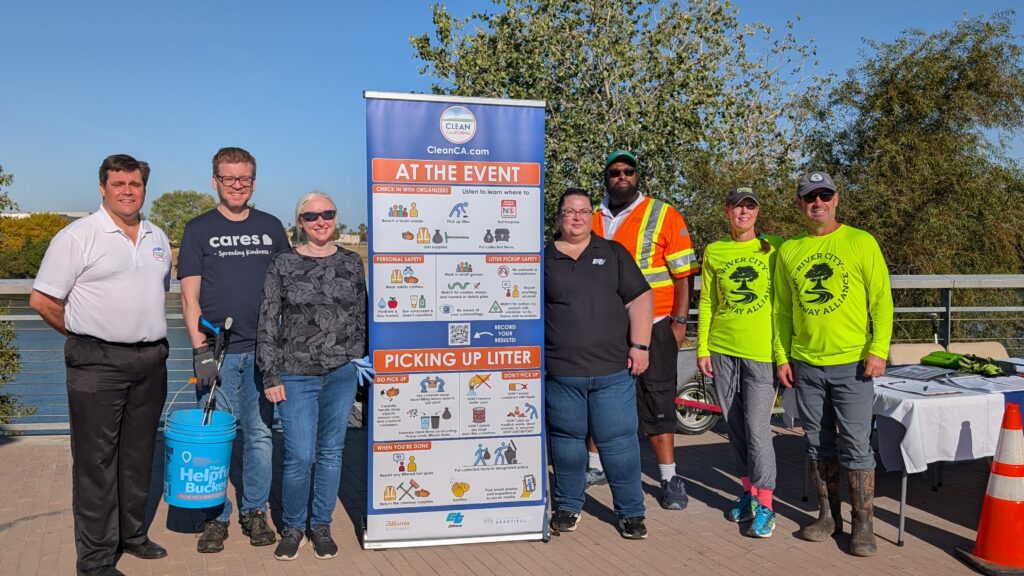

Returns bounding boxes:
[593,196,699,317]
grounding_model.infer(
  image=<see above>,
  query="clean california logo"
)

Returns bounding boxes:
[440,106,477,144]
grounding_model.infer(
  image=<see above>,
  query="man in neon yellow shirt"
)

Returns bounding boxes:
[774,171,892,557]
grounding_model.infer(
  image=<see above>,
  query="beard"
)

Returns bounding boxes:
[605,180,639,206]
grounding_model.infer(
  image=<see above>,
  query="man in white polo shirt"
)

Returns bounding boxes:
[31,154,172,576]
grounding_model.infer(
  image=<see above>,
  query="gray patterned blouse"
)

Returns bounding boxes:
[256,248,367,389]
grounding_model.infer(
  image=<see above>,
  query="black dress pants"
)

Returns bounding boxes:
[65,334,168,570]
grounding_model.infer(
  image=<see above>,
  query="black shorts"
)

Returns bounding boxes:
[636,318,678,435]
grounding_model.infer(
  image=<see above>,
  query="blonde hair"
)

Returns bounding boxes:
[294,191,337,245]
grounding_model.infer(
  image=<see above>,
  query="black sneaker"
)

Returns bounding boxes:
[240,509,277,547]
[308,524,338,559]
[618,516,648,540]
[196,520,229,553]
[659,475,689,510]
[551,509,581,533]
[273,527,306,561]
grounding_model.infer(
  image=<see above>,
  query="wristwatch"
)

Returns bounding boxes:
[631,343,650,351]
[672,315,688,324]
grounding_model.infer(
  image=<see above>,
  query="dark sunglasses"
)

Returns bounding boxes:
[300,210,337,222]
[607,168,637,178]
[801,190,835,203]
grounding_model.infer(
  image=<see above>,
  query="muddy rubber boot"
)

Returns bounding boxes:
[846,468,877,557]
[799,458,842,542]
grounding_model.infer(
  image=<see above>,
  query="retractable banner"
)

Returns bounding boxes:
[363,92,547,548]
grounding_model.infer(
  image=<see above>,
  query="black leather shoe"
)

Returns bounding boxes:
[76,566,125,576]
[121,539,168,559]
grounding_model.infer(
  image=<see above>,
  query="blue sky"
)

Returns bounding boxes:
[1,1,1019,229]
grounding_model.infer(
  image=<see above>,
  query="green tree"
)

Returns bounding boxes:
[0,213,69,278]
[0,164,34,424]
[149,190,217,246]
[412,0,823,245]
[357,223,368,242]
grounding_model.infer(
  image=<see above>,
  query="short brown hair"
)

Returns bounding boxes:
[99,154,150,185]
[212,147,257,177]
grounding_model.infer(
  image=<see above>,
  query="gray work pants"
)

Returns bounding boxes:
[712,353,777,490]
[793,359,875,470]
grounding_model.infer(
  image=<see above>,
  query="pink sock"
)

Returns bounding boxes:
[741,477,756,496]
[756,488,773,510]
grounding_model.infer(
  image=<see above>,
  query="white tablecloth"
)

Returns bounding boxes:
[873,376,1005,474]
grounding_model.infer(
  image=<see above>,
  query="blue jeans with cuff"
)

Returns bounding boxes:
[277,361,359,529]
[546,368,645,519]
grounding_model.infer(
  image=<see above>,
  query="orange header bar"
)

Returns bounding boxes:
[372,158,541,186]
[373,441,433,452]
[373,184,451,195]
[373,255,425,264]
[485,255,541,264]
[373,375,410,385]
[373,346,541,373]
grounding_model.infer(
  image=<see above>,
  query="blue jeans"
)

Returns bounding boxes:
[195,352,275,522]
[545,369,645,519]
[278,362,359,529]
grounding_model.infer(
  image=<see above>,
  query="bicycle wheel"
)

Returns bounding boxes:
[675,380,720,435]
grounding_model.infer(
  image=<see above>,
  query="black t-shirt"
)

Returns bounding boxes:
[544,234,649,377]
[178,208,290,353]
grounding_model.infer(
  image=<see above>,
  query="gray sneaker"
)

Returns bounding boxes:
[308,525,338,559]
[659,475,689,510]
[273,527,306,561]
[584,467,608,487]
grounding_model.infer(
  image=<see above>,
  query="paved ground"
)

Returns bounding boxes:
[0,423,988,576]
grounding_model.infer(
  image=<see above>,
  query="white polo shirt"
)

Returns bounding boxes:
[34,205,172,343]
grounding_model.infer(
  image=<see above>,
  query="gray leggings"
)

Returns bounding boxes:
[793,359,875,470]
[712,353,777,490]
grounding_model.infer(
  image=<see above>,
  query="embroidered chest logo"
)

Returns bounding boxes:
[152,247,166,262]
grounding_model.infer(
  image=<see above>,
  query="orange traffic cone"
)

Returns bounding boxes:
[956,402,1024,575]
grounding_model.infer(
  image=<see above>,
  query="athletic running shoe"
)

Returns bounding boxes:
[240,509,277,547]
[659,475,689,510]
[551,509,581,533]
[274,527,306,561]
[618,516,648,540]
[196,520,229,553]
[585,467,608,487]
[746,504,776,538]
[308,524,338,559]
[725,492,756,523]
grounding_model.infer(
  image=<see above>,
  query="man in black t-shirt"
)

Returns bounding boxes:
[178,147,289,553]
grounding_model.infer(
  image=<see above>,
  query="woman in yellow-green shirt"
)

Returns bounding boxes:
[697,187,783,539]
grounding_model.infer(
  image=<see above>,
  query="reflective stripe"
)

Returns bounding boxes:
[996,428,1024,465]
[666,250,697,273]
[643,269,672,284]
[636,200,667,270]
[987,473,1024,502]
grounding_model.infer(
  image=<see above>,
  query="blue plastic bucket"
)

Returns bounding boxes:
[163,409,236,508]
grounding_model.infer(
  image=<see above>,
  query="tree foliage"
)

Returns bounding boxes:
[0,213,69,278]
[412,0,822,245]
[804,11,1024,276]
[0,164,33,424]
[149,190,217,246]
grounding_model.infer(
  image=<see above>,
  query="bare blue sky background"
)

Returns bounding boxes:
[1,1,1020,229]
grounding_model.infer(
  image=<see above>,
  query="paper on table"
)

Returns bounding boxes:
[946,374,1024,393]
[885,364,956,380]
[877,380,963,396]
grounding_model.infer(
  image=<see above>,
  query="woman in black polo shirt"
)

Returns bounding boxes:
[544,187,653,540]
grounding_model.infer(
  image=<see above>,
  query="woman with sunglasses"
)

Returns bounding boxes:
[696,187,783,538]
[544,187,653,540]
[256,192,366,561]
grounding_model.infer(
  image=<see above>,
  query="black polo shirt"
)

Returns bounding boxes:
[544,234,649,377]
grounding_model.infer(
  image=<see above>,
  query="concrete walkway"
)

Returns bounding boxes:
[0,424,986,575]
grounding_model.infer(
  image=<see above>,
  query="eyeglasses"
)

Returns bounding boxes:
[802,190,836,203]
[560,209,592,219]
[607,168,637,178]
[299,210,337,222]
[215,175,255,187]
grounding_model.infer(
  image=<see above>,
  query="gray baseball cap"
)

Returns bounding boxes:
[725,187,759,206]
[797,171,836,197]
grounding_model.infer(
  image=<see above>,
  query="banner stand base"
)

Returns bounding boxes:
[363,531,546,550]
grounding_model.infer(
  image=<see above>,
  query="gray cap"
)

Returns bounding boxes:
[725,187,759,206]
[797,171,836,197]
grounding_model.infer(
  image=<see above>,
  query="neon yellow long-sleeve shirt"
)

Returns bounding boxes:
[697,235,784,362]
[773,224,893,366]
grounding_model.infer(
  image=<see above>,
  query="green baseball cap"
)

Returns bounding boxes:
[605,150,638,170]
